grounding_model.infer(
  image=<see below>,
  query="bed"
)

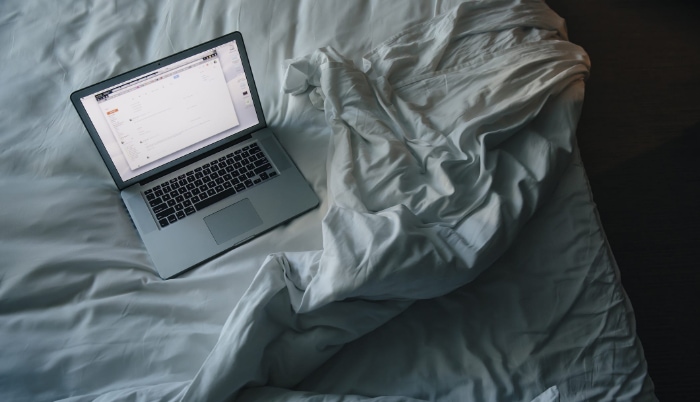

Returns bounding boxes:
[0,1,658,401]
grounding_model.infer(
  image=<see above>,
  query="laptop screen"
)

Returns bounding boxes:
[75,36,260,183]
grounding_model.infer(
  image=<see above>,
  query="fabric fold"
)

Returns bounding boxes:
[180,1,589,401]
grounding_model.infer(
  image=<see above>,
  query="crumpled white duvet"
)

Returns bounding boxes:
[173,3,590,401]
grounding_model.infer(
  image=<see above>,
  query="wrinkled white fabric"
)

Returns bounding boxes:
[180,3,589,401]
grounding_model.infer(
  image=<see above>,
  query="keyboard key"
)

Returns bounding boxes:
[254,164,272,175]
[156,207,175,220]
[167,214,178,224]
[194,187,236,211]
[152,203,168,214]
[159,218,169,228]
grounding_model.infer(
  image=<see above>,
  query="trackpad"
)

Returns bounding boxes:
[204,198,263,245]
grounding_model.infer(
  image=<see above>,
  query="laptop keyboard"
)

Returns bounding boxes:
[143,142,277,228]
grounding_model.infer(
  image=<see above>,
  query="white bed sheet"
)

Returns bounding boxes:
[0,1,656,401]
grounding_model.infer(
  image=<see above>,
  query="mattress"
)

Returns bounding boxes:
[0,1,657,401]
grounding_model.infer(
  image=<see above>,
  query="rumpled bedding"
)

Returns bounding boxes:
[0,1,656,401]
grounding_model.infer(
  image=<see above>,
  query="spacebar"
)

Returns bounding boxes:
[194,188,236,211]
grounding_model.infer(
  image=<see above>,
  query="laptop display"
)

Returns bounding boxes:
[76,39,259,183]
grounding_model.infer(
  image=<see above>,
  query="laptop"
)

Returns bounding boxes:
[71,32,319,279]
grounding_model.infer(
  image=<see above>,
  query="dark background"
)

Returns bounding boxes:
[546,1,700,400]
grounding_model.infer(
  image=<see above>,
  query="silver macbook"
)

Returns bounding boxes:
[71,32,318,278]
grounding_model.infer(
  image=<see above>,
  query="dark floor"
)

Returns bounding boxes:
[546,1,700,400]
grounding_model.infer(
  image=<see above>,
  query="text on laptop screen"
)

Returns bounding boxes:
[80,39,259,182]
